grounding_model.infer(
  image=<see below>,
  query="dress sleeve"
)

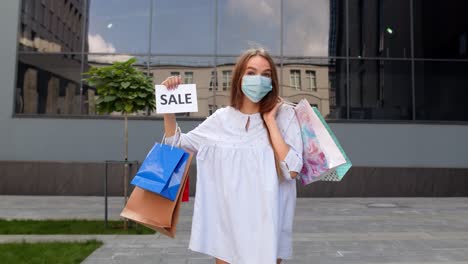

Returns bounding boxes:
[164,111,219,153]
[279,112,303,181]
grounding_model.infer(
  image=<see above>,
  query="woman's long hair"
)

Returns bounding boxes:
[229,48,285,180]
[230,48,279,113]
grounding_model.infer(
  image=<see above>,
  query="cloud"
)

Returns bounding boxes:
[226,0,330,56]
[227,0,279,24]
[88,34,116,53]
[283,0,330,56]
[87,34,133,63]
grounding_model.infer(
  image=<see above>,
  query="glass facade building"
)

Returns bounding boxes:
[15,0,468,121]
[2,1,467,197]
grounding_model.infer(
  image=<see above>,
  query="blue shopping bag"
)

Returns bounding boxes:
[131,142,188,201]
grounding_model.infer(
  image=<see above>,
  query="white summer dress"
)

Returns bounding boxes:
[166,104,303,264]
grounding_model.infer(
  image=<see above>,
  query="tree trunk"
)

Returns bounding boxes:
[123,113,129,230]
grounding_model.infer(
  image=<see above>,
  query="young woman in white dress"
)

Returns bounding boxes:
[163,48,303,264]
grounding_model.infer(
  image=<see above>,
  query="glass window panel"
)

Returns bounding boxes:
[289,70,301,90]
[306,70,318,91]
[415,61,468,121]
[217,0,280,55]
[349,0,411,58]
[221,70,232,91]
[82,55,149,116]
[151,56,215,118]
[281,58,344,119]
[16,54,83,115]
[87,0,150,54]
[214,57,236,104]
[414,0,468,59]
[283,0,335,57]
[349,59,412,120]
[151,0,214,55]
[184,72,194,84]
[19,0,85,53]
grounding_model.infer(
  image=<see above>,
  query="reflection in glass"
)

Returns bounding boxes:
[213,59,236,108]
[87,0,150,54]
[82,55,149,116]
[221,70,232,91]
[280,58,341,119]
[16,0,468,122]
[184,72,194,84]
[349,0,411,58]
[283,0,333,57]
[16,54,82,114]
[348,59,412,120]
[217,0,280,55]
[19,0,86,52]
[415,61,468,121]
[152,0,214,55]
[150,56,215,117]
[414,0,468,59]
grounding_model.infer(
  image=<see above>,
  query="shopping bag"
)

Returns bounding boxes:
[120,151,193,238]
[182,176,190,202]
[289,99,352,185]
[131,142,188,201]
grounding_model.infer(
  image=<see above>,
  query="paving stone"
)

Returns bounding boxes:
[0,196,467,263]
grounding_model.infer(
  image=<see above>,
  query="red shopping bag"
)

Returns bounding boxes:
[182,176,189,202]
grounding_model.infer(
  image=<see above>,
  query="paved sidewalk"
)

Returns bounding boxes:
[1,196,468,263]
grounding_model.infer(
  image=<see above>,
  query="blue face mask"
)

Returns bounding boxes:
[241,75,273,103]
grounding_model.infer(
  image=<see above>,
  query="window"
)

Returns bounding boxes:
[209,70,217,91]
[37,3,45,24]
[184,72,193,84]
[218,0,280,55]
[222,70,231,91]
[306,70,317,91]
[48,11,54,32]
[43,6,49,29]
[31,30,36,42]
[28,0,36,18]
[62,22,66,41]
[283,0,330,56]
[290,70,301,90]
[170,72,180,77]
[208,104,216,115]
[55,17,60,38]
[87,0,151,53]
[20,23,26,39]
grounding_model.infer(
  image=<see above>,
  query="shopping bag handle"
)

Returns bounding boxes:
[161,125,182,150]
[281,98,297,107]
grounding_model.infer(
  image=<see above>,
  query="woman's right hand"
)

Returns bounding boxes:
[162,75,183,90]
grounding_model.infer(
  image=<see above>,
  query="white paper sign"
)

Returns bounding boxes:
[155,84,198,114]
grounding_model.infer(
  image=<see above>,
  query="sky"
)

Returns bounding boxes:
[87,0,331,60]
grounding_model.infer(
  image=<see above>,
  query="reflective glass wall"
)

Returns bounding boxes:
[15,0,468,121]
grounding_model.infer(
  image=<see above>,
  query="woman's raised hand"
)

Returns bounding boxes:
[162,75,183,90]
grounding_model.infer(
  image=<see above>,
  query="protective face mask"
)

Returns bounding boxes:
[241,75,273,103]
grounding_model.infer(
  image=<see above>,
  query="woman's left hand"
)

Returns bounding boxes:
[263,99,283,124]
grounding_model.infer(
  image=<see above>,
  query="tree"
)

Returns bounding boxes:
[83,57,155,229]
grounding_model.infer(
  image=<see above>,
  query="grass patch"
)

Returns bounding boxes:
[0,219,155,235]
[0,240,102,264]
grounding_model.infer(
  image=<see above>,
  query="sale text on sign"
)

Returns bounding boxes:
[155,84,198,114]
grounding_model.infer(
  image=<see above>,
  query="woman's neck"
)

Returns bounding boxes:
[239,98,260,114]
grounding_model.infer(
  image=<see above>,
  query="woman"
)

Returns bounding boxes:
[163,48,303,264]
